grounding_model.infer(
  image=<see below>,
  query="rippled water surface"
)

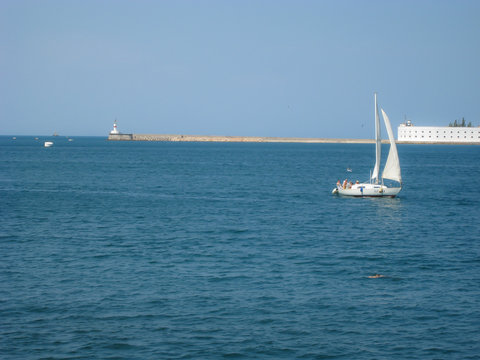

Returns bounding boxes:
[1,136,480,359]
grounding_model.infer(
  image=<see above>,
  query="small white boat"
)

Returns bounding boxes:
[44,141,54,147]
[333,93,402,197]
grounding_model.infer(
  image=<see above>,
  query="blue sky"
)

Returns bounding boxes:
[1,0,479,137]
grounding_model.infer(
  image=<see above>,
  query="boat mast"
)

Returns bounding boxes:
[371,93,381,184]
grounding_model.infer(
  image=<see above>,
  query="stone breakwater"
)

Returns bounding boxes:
[108,133,480,144]
[108,133,379,143]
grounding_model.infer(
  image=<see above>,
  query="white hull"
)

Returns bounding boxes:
[44,141,53,147]
[332,183,401,197]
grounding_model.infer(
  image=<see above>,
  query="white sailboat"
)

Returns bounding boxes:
[332,93,402,197]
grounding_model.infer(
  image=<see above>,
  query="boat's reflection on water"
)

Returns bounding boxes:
[368,196,404,222]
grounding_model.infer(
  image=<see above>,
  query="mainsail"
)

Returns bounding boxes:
[381,109,402,184]
[371,93,381,183]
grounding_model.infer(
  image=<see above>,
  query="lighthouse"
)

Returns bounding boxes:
[107,119,133,140]
[110,119,119,134]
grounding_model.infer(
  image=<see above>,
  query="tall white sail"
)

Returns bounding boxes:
[371,93,381,183]
[381,108,402,184]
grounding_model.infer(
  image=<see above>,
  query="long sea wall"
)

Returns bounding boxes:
[108,134,133,140]
[108,133,377,143]
[107,133,480,144]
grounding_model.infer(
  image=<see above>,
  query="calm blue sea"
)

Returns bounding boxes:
[1,136,480,359]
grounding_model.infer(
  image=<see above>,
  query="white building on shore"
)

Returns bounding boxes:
[398,120,480,143]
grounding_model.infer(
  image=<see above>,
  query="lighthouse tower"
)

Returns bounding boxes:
[110,119,119,134]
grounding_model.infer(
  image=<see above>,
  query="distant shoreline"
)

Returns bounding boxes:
[107,133,480,145]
